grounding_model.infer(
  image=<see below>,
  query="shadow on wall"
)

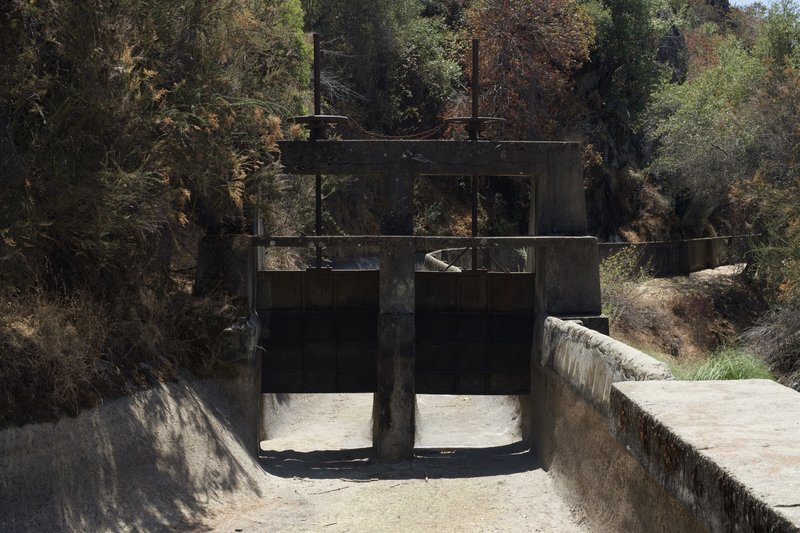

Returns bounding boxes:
[0,376,265,531]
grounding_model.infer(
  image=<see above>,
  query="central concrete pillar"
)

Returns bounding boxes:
[373,173,416,462]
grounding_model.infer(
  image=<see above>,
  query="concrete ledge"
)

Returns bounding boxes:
[611,380,800,533]
[531,317,704,531]
[541,317,673,414]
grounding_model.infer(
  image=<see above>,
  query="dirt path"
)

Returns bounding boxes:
[205,394,587,532]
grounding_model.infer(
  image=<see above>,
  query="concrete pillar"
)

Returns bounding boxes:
[373,173,416,462]
[527,145,605,325]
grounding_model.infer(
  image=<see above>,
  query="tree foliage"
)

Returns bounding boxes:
[0,0,310,423]
[461,0,596,140]
[302,0,460,133]
[645,37,763,231]
[0,0,309,291]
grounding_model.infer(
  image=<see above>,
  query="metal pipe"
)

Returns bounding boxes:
[313,33,321,118]
[249,234,595,250]
[471,38,479,137]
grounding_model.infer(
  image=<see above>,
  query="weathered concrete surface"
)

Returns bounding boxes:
[611,380,800,532]
[540,317,673,414]
[277,139,581,176]
[528,317,706,532]
[374,175,416,462]
[0,373,267,532]
[529,365,707,533]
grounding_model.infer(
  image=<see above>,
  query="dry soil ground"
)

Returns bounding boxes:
[206,394,588,532]
[611,264,767,361]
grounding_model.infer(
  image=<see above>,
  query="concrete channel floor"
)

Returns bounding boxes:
[206,394,588,532]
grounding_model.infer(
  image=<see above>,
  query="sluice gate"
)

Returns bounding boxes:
[252,138,607,463]
[252,37,604,462]
[258,266,534,395]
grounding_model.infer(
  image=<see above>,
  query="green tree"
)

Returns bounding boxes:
[645,37,763,232]
[302,0,459,133]
[755,0,800,68]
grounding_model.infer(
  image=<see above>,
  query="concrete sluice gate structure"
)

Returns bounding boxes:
[2,140,794,531]
[190,139,800,532]
[193,141,800,531]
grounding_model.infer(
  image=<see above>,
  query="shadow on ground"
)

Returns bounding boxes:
[259,440,538,481]
[0,377,264,532]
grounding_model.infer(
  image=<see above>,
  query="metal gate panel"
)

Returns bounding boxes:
[259,270,533,394]
[259,270,379,393]
[415,271,533,395]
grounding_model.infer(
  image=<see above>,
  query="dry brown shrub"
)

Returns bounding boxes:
[0,285,239,427]
[0,292,107,424]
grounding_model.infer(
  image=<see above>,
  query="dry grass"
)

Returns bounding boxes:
[0,293,106,422]
[0,284,238,427]
[608,264,768,361]
[742,306,800,387]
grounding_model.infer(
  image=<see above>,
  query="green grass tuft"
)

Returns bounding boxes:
[673,348,774,381]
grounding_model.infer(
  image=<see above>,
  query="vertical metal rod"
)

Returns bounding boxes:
[313,33,322,118]
[313,33,323,268]
[471,38,479,270]
[470,38,479,138]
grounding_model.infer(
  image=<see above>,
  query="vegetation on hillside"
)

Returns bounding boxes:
[0,0,309,424]
[2,0,800,424]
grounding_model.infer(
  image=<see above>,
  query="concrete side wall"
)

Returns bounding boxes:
[612,380,800,533]
[598,236,751,277]
[540,317,673,415]
[0,371,267,532]
[529,317,707,533]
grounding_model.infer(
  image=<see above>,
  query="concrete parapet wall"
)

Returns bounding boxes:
[612,380,800,532]
[540,317,673,415]
[533,317,800,532]
[0,370,266,531]
[530,317,706,532]
[598,235,752,277]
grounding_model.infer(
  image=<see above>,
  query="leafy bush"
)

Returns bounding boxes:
[599,246,653,320]
[0,288,241,426]
[1,0,308,291]
[0,0,309,424]
[645,36,763,233]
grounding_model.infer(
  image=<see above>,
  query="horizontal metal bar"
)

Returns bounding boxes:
[249,235,595,251]
[277,140,579,176]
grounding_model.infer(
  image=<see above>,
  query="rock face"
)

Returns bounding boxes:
[657,25,689,83]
